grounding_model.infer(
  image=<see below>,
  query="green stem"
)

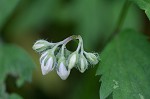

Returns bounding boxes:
[52,36,73,53]
[76,35,84,54]
[115,0,131,32]
[61,38,72,56]
[104,0,131,47]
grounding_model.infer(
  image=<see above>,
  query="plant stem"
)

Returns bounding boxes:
[115,0,131,33]
[76,35,84,54]
[61,37,73,56]
[52,36,73,53]
[105,0,131,46]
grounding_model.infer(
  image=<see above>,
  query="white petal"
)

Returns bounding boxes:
[80,58,85,73]
[41,57,54,75]
[41,60,46,75]
[34,44,44,49]
[35,40,49,45]
[40,51,48,64]
[41,56,47,75]
[57,62,70,80]
[85,53,99,65]
[68,54,76,69]
[45,57,54,71]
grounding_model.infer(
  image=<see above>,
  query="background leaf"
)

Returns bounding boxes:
[130,0,150,20]
[0,44,35,98]
[96,29,150,99]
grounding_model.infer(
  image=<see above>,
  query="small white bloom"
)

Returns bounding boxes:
[34,44,44,49]
[57,62,70,80]
[84,52,99,65]
[33,40,55,53]
[41,57,54,75]
[68,52,78,69]
[79,55,88,73]
[40,51,55,75]
[40,51,48,63]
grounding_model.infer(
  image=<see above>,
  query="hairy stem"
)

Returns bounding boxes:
[53,35,82,55]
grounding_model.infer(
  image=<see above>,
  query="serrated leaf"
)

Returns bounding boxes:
[0,44,35,98]
[96,29,150,99]
[130,0,150,20]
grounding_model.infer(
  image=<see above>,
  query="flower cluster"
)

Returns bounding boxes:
[32,35,99,80]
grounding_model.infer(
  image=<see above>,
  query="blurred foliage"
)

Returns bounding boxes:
[130,0,150,20]
[0,0,150,99]
[0,0,20,30]
[9,93,22,99]
[0,44,35,98]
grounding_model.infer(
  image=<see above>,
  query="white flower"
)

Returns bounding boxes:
[40,51,55,75]
[78,55,88,73]
[84,52,99,65]
[68,52,78,69]
[33,40,55,53]
[32,35,100,80]
[57,62,70,80]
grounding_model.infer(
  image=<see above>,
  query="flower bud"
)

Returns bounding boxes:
[32,40,55,53]
[78,55,88,73]
[57,60,70,80]
[84,52,99,65]
[68,52,78,69]
[40,51,55,75]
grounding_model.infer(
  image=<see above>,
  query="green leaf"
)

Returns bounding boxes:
[130,0,150,20]
[96,29,150,99]
[0,44,35,98]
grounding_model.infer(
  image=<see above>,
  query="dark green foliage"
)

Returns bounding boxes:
[130,0,150,20]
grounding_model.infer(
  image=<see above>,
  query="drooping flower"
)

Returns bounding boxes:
[57,62,70,80]
[84,52,99,65]
[78,54,88,73]
[32,40,55,53]
[68,51,78,69]
[40,51,55,75]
